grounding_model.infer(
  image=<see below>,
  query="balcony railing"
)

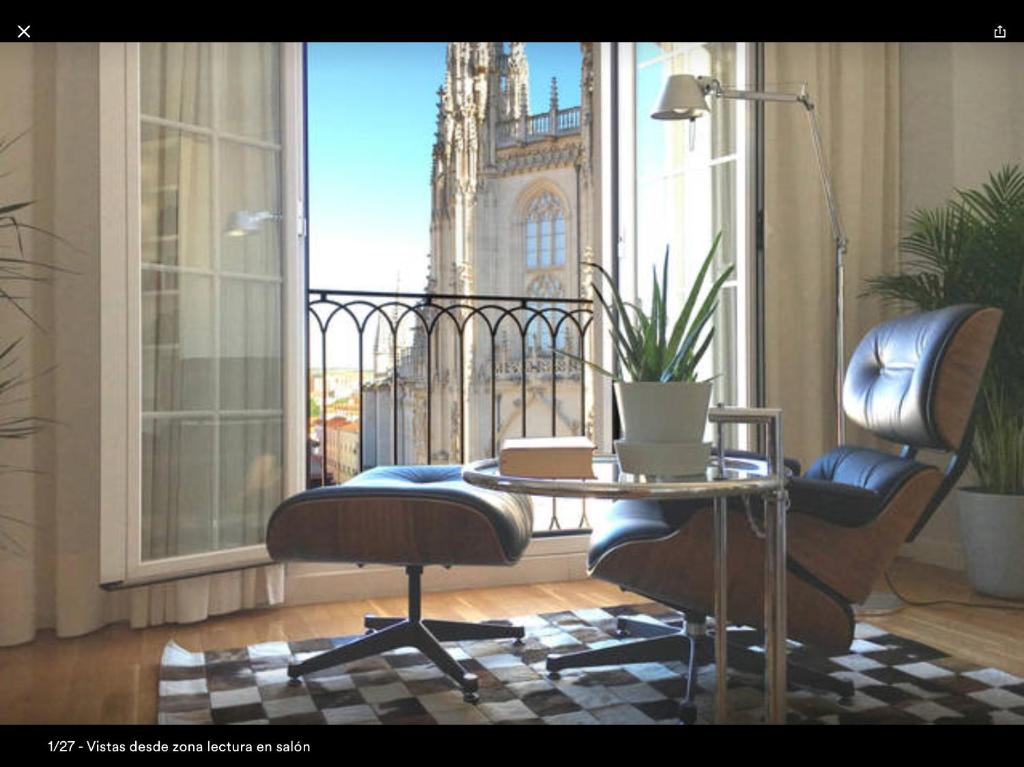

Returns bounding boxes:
[307,289,597,534]
[557,107,581,132]
[495,106,582,148]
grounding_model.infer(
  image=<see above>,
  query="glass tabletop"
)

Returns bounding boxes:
[462,453,783,501]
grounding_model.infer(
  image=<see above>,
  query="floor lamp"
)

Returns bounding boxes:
[652,74,849,444]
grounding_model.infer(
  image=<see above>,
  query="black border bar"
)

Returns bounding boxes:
[4,17,1022,43]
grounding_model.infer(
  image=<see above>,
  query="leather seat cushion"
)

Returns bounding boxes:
[793,446,932,527]
[587,449,803,570]
[588,498,700,572]
[587,446,930,569]
[273,465,533,563]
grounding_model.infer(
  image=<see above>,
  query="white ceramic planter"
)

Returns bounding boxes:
[958,488,1024,599]
[614,381,712,443]
[613,381,712,475]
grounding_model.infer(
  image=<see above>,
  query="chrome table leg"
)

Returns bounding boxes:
[764,414,788,724]
[713,493,729,724]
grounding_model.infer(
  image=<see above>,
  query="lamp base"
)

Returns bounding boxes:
[854,590,903,615]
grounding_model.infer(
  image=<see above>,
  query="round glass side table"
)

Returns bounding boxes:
[463,406,790,724]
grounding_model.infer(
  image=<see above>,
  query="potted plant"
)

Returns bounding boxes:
[865,165,1024,598]
[577,233,733,476]
[1,130,66,555]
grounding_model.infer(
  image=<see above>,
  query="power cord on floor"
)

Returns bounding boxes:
[883,570,1024,612]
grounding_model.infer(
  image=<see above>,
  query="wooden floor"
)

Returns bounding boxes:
[1,559,1022,724]
[864,559,1024,679]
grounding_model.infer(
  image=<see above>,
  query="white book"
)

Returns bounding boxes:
[498,436,597,479]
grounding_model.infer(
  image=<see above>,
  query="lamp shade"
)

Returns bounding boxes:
[226,210,260,237]
[226,210,280,237]
[651,74,710,121]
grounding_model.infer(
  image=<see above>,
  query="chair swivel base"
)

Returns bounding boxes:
[363,614,526,644]
[545,615,853,721]
[546,615,709,724]
[286,566,525,703]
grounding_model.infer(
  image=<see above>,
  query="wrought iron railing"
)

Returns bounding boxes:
[307,289,596,532]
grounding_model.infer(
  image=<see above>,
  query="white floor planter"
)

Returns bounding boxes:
[958,488,1024,599]
[613,381,712,475]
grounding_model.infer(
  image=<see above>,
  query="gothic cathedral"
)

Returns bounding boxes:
[365,42,596,467]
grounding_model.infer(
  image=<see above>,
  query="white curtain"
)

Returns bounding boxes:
[0,43,285,648]
[763,43,902,466]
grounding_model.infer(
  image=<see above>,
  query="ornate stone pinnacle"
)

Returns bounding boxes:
[582,249,597,300]
[456,260,474,291]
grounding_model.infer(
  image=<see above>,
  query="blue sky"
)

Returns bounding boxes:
[307,42,582,297]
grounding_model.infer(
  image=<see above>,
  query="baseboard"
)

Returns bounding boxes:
[284,533,970,606]
[283,535,591,607]
[899,538,966,571]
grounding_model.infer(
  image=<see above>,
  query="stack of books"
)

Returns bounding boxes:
[498,436,596,479]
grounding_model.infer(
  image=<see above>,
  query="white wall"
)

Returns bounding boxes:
[898,42,1024,570]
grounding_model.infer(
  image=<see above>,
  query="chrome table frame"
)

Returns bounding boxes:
[462,406,789,724]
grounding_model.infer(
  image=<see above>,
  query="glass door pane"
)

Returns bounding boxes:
[632,42,749,427]
[139,43,285,560]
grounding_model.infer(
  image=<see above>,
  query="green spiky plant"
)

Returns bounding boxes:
[864,164,1024,495]
[1,130,67,555]
[567,232,733,383]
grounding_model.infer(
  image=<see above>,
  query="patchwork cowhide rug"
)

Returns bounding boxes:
[158,603,1024,725]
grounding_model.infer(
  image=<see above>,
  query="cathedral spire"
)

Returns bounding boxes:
[431,42,500,203]
[434,86,445,144]
[506,42,529,119]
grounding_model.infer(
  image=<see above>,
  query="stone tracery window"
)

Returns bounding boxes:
[525,273,567,356]
[524,191,566,268]
[527,273,562,299]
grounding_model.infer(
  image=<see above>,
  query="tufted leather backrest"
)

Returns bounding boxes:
[843,305,1002,451]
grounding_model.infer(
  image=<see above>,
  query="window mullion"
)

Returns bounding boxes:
[546,215,552,266]
[210,43,222,552]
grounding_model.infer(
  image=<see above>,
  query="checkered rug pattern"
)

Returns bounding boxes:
[158,603,1024,725]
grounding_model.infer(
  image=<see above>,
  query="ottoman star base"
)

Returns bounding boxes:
[266,465,534,705]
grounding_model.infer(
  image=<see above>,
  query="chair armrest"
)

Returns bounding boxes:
[787,477,883,527]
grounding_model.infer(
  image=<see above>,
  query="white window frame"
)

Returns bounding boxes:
[99,43,307,586]
[614,42,757,443]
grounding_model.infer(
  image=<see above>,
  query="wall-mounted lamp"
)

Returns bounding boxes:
[226,210,282,238]
[652,74,849,444]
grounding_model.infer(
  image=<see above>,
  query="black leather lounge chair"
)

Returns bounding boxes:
[266,465,533,702]
[544,304,1002,723]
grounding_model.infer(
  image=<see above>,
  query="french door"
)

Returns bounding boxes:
[100,43,306,586]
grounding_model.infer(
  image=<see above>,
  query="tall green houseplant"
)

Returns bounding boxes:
[865,165,1024,597]
[865,165,1024,495]
[0,131,60,555]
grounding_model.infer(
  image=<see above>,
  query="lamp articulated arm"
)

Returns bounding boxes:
[695,77,849,444]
